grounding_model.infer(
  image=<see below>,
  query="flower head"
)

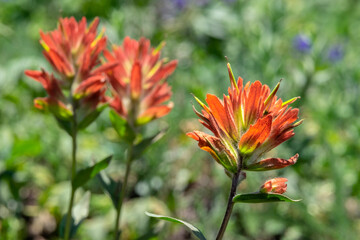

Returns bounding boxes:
[293,34,312,53]
[327,44,344,63]
[104,37,177,125]
[187,63,302,174]
[25,17,116,128]
[260,178,288,194]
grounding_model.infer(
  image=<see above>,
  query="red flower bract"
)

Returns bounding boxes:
[104,37,178,125]
[260,178,288,194]
[25,17,116,124]
[187,63,302,174]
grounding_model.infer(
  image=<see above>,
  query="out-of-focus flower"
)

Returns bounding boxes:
[25,17,116,127]
[260,178,288,194]
[187,63,302,174]
[327,44,344,62]
[104,37,178,126]
[293,34,312,53]
[172,0,187,10]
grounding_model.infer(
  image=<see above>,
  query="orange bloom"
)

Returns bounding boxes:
[260,178,288,194]
[104,37,177,125]
[25,17,116,123]
[187,63,302,174]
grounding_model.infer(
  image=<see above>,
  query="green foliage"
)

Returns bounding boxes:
[72,156,112,190]
[146,212,207,240]
[97,172,121,208]
[233,193,301,203]
[109,110,136,144]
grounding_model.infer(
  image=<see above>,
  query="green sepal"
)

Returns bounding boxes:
[146,212,207,240]
[109,110,136,143]
[78,103,108,130]
[72,156,112,190]
[233,192,301,203]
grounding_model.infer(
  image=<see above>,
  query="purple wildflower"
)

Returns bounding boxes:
[293,34,312,53]
[172,0,187,10]
[327,44,344,62]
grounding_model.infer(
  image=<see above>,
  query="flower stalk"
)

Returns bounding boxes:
[114,142,134,240]
[64,102,78,240]
[216,170,240,240]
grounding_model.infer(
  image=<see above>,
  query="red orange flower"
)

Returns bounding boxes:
[25,17,116,127]
[260,178,288,194]
[104,37,177,125]
[187,63,302,174]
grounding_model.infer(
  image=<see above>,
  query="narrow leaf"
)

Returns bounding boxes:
[145,212,207,240]
[97,172,121,208]
[72,156,112,190]
[233,192,301,203]
[133,130,166,158]
[78,104,107,130]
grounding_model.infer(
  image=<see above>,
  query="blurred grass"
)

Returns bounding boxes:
[1,0,360,239]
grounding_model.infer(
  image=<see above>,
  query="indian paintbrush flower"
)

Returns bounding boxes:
[187,63,302,175]
[25,17,117,128]
[260,178,288,194]
[104,36,178,126]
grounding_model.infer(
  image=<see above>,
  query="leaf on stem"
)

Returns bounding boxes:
[133,129,166,158]
[97,172,121,208]
[233,192,301,203]
[145,212,207,240]
[78,103,108,130]
[72,155,112,190]
[109,110,136,143]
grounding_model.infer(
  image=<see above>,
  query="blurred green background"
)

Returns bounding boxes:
[1,0,360,239]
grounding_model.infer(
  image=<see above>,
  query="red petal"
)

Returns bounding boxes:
[245,153,298,171]
[130,62,142,99]
[239,115,272,154]
[206,94,236,139]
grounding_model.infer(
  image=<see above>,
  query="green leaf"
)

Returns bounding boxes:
[145,212,207,240]
[109,110,136,143]
[72,156,112,190]
[97,172,121,208]
[233,192,301,203]
[56,117,72,135]
[78,104,107,130]
[133,129,166,158]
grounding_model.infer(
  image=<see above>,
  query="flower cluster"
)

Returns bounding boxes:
[25,17,117,128]
[25,18,177,132]
[188,63,302,193]
[104,37,177,126]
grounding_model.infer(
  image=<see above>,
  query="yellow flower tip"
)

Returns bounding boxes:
[264,79,282,106]
[91,27,105,48]
[87,17,99,33]
[226,61,238,92]
[153,41,166,55]
[282,96,300,107]
[40,40,50,52]
[293,119,304,127]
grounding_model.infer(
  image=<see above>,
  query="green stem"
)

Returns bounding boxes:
[64,108,77,240]
[114,143,134,240]
[215,170,240,240]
